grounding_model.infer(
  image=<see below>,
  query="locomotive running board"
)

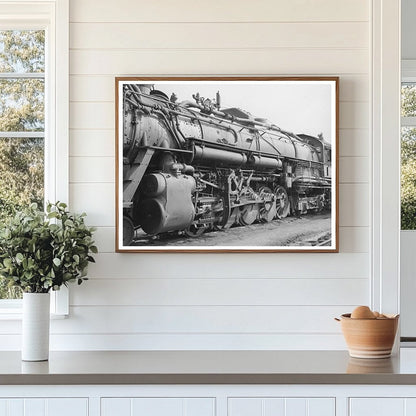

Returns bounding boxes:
[123,148,155,203]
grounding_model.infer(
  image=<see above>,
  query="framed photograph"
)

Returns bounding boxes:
[116,77,339,253]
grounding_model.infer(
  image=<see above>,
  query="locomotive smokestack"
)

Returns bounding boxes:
[216,91,221,109]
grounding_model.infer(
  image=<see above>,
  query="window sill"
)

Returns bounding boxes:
[0,312,68,320]
[0,286,69,318]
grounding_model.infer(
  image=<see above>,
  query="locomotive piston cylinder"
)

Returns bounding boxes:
[140,173,167,197]
[137,172,196,234]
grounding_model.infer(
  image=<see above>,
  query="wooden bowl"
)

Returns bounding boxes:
[347,357,395,373]
[337,313,399,359]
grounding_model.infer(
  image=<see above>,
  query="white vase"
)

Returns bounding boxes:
[22,292,50,361]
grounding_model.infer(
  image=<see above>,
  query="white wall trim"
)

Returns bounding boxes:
[371,0,401,315]
[50,0,69,315]
[0,0,69,315]
[402,59,416,80]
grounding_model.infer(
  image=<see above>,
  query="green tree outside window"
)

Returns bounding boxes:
[0,30,45,299]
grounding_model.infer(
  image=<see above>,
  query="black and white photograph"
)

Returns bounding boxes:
[116,77,338,252]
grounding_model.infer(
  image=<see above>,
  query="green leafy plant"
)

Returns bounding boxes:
[0,202,97,293]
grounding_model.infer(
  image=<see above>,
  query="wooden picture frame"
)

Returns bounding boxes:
[116,77,339,253]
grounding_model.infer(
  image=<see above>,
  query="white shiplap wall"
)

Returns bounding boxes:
[60,0,371,350]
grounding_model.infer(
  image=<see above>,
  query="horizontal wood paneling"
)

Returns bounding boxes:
[339,227,369,253]
[70,76,114,102]
[69,157,114,183]
[0,332,347,351]
[69,0,369,23]
[339,157,369,183]
[70,278,368,306]
[339,102,369,129]
[90,227,115,253]
[60,0,372,351]
[69,74,369,103]
[70,22,368,50]
[69,102,368,130]
[69,183,114,226]
[70,49,368,76]
[339,184,369,227]
[70,74,369,102]
[85,253,369,279]
[339,129,369,157]
[57,305,354,334]
[70,103,113,129]
[0,306,357,335]
[69,129,114,157]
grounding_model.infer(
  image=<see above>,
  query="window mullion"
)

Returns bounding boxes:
[0,132,45,138]
[0,72,44,79]
[402,117,416,127]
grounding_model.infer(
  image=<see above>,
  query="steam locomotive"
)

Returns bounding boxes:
[121,83,332,246]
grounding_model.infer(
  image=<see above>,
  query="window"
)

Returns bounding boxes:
[0,0,69,314]
[401,80,416,230]
[0,29,45,300]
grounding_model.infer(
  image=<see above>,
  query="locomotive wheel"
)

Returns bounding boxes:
[239,204,259,226]
[223,208,239,229]
[259,186,277,223]
[275,186,290,219]
[185,223,207,238]
[123,215,135,246]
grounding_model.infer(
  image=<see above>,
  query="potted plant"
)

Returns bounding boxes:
[0,202,97,361]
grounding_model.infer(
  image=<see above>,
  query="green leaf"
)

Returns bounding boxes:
[0,199,96,293]
[64,219,74,227]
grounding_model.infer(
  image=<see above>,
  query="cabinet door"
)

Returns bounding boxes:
[0,398,88,416]
[350,398,416,416]
[101,397,215,416]
[350,398,404,416]
[228,397,335,416]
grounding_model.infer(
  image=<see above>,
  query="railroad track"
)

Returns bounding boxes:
[295,232,332,247]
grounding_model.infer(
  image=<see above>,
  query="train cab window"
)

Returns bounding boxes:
[325,147,331,163]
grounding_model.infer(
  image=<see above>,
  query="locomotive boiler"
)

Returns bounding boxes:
[121,84,332,246]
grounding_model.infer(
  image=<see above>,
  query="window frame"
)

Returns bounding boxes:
[371,0,401,322]
[401,62,416,233]
[0,0,69,316]
[401,62,416,127]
